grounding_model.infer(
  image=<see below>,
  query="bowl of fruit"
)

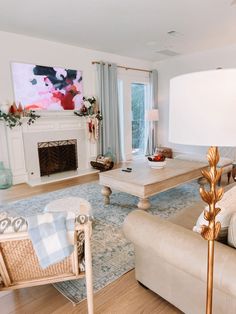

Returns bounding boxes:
[147,153,166,169]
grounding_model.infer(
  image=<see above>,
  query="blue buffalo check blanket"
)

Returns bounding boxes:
[27,211,75,269]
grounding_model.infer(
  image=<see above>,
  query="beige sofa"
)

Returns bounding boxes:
[123,189,236,314]
[174,153,233,186]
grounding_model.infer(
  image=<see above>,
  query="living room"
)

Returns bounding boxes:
[1,1,236,314]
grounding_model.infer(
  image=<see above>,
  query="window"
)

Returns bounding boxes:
[131,83,147,156]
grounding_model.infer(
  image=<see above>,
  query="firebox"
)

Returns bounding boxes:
[38,139,78,176]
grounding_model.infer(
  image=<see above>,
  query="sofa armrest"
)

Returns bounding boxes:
[123,210,236,297]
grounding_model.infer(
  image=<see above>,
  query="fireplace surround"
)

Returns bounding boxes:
[0,115,98,185]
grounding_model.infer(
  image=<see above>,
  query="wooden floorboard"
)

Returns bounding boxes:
[2,172,230,313]
[0,271,181,314]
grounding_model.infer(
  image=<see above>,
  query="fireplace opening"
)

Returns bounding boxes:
[38,139,78,176]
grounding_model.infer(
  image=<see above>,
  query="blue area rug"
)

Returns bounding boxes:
[0,180,201,304]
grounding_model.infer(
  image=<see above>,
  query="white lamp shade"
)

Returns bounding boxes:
[169,69,236,146]
[146,109,159,121]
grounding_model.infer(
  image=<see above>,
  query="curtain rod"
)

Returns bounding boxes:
[92,61,152,73]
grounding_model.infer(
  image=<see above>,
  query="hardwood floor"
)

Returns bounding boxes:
[0,173,99,205]
[0,174,183,313]
[0,271,181,314]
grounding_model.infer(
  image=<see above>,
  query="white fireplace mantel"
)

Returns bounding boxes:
[0,115,98,185]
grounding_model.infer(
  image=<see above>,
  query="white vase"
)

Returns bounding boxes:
[0,103,10,114]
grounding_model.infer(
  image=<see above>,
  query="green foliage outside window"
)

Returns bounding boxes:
[131,83,145,154]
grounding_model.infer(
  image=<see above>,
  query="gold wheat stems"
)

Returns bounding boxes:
[199,146,224,314]
[200,146,223,241]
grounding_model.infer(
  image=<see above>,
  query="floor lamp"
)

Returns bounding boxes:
[169,69,236,314]
[146,109,159,155]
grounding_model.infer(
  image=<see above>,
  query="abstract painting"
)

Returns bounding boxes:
[11,62,83,110]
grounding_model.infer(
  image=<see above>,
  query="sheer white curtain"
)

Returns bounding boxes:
[117,79,126,161]
[145,69,158,155]
[96,62,122,163]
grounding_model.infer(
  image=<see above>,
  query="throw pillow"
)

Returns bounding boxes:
[193,185,236,242]
[228,212,236,248]
[0,215,27,234]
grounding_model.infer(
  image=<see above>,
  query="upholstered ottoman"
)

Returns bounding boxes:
[45,197,92,216]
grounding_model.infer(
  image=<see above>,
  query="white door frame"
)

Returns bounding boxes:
[118,70,150,161]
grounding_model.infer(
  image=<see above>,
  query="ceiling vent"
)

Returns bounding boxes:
[156,49,180,56]
[167,30,178,36]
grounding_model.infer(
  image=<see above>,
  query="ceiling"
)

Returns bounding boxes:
[0,0,236,61]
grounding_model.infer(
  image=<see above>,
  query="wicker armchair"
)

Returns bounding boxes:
[0,214,94,313]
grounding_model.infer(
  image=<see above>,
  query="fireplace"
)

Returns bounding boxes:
[38,139,78,176]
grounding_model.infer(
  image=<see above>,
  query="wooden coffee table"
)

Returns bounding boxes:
[99,158,207,210]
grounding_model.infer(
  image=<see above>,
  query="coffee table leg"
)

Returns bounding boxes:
[101,186,112,205]
[137,198,151,210]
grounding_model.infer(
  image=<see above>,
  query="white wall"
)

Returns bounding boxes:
[0,31,152,102]
[155,44,236,156]
[0,30,153,166]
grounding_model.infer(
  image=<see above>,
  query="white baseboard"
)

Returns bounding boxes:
[13,173,28,185]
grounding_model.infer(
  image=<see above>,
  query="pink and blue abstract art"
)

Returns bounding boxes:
[11,62,83,111]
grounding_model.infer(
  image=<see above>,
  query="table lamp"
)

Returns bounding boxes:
[169,69,236,314]
[146,109,159,154]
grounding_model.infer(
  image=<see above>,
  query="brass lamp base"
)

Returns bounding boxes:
[200,146,224,314]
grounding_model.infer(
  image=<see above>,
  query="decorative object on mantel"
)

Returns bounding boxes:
[0,161,13,189]
[74,96,103,142]
[0,101,40,129]
[74,96,102,119]
[87,116,100,142]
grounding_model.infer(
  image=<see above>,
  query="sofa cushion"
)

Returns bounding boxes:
[193,185,236,242]
[175,153,233,168]
[168,201,203,230]
[228,212,236,248]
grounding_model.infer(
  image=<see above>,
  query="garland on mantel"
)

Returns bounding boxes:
[0,102,40,129]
